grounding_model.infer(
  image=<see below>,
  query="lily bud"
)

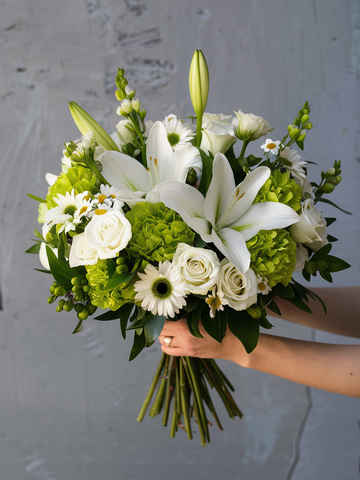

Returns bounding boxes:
[189,50,209,119]
[69,102,119,151]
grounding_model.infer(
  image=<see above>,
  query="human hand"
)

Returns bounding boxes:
[158,318,247,365]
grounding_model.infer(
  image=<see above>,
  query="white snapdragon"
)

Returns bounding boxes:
[218,259,258,311]
[289,199,328,252]
[172,243,220,295]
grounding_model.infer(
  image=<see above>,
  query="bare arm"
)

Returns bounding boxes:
[270,286,360,338]
[159,315,360,398]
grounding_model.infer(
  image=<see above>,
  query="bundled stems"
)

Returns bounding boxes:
[138,353,242,445]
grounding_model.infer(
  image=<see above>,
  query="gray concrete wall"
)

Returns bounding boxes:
[0,1,359,479]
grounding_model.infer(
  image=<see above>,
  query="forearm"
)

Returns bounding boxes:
[232,333,360,398]
[270,286,360,338]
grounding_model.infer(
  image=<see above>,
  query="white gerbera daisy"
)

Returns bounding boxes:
[280,146,308,187]
[256,274,272,295]
[134,261,187,318]
[162,114,195,151]
[45,190,90,233]
[261,138,281,155]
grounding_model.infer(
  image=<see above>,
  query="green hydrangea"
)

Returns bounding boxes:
[254,170,302,212]
[47,165,99,209]
[246,229,297,287]
[125,202,195,262]
[86,259,136,311]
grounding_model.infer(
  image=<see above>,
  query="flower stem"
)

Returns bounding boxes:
[239,139,249,158]
[162,355,175,426]
[137,353,166,422]
[180,358,193,440]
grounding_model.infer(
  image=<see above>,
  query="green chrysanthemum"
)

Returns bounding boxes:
[254,170,302,212]
[125,202,195,262]
[47,166,99,209]
[85,259,136,311]
[246,229,297,287]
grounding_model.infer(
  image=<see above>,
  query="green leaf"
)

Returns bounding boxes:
[144,314,166,347]
[187,300,206,338]
[129,330,146,361]
[25,244,41,254]
[106,270,134,290]
[259,314,273,329]
[28,193,47,203]
[34,268,52,274]
[198,149,214,196]
[320,270,333,283]
[119,304,136,340]
[296,140,304,151]
[227,309,259,354]
[46,246,73,290]
[327,235,338,242]
[326,255,351,273]
[292,280,327,314]
[69,101,120,152]
[317,197,352,215]
[325,217,337,227]
[265,298,282,316]
[274,284,295,298]
[95,308,122,321]
[72,320,83,334]
[201,308,226,343]
[310,243,332,262]
[183,296,200,313]
[194,233,206,248]
[34,229,46,241]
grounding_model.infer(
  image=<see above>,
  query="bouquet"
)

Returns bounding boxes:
[27,50,350,446]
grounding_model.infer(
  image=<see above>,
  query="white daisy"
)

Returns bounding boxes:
[256,274,272,295]
[280,147,308,187]
[205,287,229,318]
[45,190,90,233]
[134,261,187,318]
[261,138,281,155]
[162,114,195,151]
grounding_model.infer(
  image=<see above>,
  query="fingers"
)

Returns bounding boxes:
[160,318,188,336]
[158,334,183,357]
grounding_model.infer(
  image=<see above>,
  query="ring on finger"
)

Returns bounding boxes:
[163,336,173,348]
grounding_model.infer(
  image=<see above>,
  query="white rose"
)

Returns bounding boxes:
[219,260,258,311]
[200,113,237,156]
[289,199,328,252]
[85,209,132,259]
[232,110,274,141]
[295,243,309,272]
[69,232,99,267]
[172,243,220,295]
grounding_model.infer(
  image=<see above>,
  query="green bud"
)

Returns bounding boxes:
[74,303,84,313]
[115,90,125,101]
[326,167,336,176]
[56,300,65,312]
[317,259,329,271]
[189,49,209,119]
[63,301,74,312]
[289,127,300,139]
[302,108,309,115]
[301,114,309,124]
[293,118,300,127]
[47,295,57,304]
[287,124,294,132]
[185,167,198,186]
[304,261,317,275]
[86,303,98,316]
[246,305,262,320]
[297,131,306,142]
[321,183,335,193]
[82,285,90,293]
[305,122,313,130]
[54,286,66,297]
[71,277,81,286]
[77,310,89,321]
[74,293,84,302]
[116,256,125,265]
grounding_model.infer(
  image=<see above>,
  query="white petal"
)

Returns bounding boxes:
[153,181,212,241]
[99,150,151,193]
[217,166,270,229]
[203,153,235,226]
[211,228,250,274]
[229,202,300,241]
[146,121,173,187]
[166,146,202,183]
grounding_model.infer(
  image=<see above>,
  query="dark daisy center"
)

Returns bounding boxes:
[167,132,180,146]
[151,277,173,299]
[64,205,77,216]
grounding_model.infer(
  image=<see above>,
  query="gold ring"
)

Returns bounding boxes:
[163,336,173,348]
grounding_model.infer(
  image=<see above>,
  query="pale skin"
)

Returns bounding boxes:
[158,286,360,398]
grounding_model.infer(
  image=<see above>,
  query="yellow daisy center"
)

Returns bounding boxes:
[95,209,107,215]
[97,194,107,204]
[258,282,267,291]
[267,142,276,149]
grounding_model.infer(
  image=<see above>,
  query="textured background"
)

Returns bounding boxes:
[0,1,360,479]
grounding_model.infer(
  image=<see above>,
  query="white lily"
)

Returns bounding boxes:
[153,153,300,273]
[97,121,202,205]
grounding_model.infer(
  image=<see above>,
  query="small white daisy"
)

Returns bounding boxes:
[261,138,281,155]
[205,287,229,318]
[256,274,272,295]
[45,190,90,233]
[280,146,308,187]
[162,114,195,151]
[134,261,187,318]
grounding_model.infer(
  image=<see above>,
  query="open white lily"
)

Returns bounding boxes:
[153,153,300,273]
[97,121,201,205]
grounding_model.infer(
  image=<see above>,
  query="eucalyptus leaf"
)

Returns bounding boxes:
[144,314,166,347]
[129,330,146,361]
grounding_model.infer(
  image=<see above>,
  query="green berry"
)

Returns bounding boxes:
[77,310,89,321]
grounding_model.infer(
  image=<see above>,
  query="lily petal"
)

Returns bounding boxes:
[169,146,202,183]
[229,201,300,241]
[217,166,271,229]
[99,150,152,193]
[211,228,250,273]
[153,181,212,240]
[203,153,235,226]
[146,121,173,187]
